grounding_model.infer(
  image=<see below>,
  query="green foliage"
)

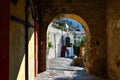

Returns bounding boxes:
[48,41,53,48]
[73,36,86,57]
[54,26,66,31]
[74,36,86,47]
[54,26,63,30]
[80,36,86,45]
[73,45,80,57]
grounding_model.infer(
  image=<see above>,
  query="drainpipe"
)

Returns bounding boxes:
[34,20,38,76]
[34,13,39,76]
[25,0,29,79]
[29,0,39,76]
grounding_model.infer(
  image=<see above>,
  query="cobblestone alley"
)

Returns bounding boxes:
[34,58,101,80]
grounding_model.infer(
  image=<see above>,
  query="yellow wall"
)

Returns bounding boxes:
[10,21,26,80]
[10,0,35,80]
[28,7,35,80]
[28,28,35,80]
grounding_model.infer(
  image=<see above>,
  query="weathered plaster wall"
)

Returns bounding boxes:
[10,0,35,80]
[68,1,107,77]
[10,0,26,80]
[106,0,120,79]
[36,0,107,77]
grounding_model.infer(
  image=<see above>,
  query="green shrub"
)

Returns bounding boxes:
[48,41,53,48]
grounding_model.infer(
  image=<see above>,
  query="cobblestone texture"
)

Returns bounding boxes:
[35,58,100,80]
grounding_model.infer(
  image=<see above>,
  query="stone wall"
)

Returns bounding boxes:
[106,0,120,79]
[36,0,107,77]
[71,0,107,77]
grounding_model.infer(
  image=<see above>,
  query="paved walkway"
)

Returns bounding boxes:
[34,58,100,80]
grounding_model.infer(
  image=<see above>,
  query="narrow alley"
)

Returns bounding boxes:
[35,58,100,80]
[1,0,120,80]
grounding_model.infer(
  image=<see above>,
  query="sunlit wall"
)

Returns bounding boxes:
[10,0,35,80]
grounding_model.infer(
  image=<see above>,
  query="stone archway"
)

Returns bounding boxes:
[39,11,107,77]
[47,13,91,71]
[32,0,107,77]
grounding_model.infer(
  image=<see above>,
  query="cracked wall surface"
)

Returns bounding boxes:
[106,0,120,79]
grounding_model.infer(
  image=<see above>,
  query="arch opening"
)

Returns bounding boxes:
[46,14,91,69]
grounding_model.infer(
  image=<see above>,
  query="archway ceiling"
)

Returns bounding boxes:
[32,0,74,19]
